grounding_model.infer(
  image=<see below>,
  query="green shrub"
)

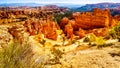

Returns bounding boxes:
[0,40,43,68]
[83,33,97,42]
[97,43,113,48]
[83,34,107,48]
[110,22,120,41]
[45,48,63,65]
[54,11,72,24]
[83,36,90,42]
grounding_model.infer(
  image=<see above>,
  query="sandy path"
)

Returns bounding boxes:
[59,47,120,68]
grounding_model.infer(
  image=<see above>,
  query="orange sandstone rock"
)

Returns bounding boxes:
[64,23,73,38]
[24,19,60,40]
[74,28,86,38]
[60,8,115,38]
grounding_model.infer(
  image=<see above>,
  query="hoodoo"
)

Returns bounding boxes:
[60,8,117,38]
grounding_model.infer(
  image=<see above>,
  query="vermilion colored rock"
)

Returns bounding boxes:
[24,19,60,40]
[60,8,118,39]
[64,23,73,38]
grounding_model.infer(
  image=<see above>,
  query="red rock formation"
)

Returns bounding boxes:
[74,28,86,38]
[8,25,25,43]
[60,8,116,39]
[114,15,120,24]
[86,28,109,37]
[64,23,73,38]
[73,8,112,29]
[24,19,60,40]
[60,17,69,29]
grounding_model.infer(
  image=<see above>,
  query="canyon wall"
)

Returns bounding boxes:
[73,8,112,29]
[61,8,118,39]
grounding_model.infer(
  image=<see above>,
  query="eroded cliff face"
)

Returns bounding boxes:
[73,8,112,29]
[60,8,118,39]
[114,15,120,24]
[23,19,60,40]
[6,8,120,41]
